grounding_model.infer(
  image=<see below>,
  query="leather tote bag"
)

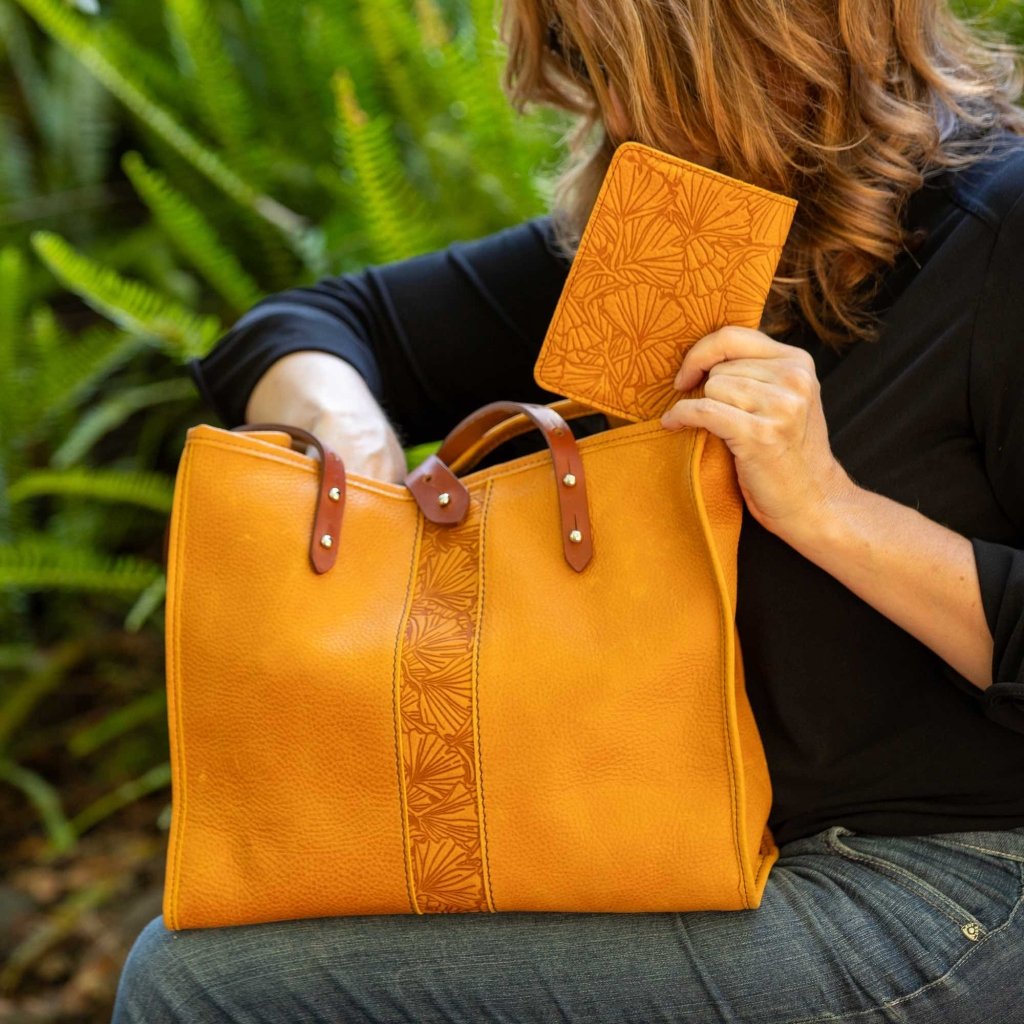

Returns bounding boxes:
[161,393,778,930]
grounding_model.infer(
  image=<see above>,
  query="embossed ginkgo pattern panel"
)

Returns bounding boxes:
[534,141,798,422]
[398,489,492,914]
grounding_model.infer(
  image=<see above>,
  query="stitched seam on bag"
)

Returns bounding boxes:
[196,426,683,499]
[473,478,497,911]
[169,443,193,930]
[187,438,419,501]
[778,870,1024,1024]
[822,830,985,931]
[691,430,747,906]
[391,512,423,915]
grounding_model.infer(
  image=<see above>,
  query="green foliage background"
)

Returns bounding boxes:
[0,0,1020,865]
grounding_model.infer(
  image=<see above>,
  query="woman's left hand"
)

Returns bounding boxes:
[660,325,855,541]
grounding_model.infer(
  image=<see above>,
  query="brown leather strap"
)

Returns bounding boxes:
[406,400,594,573]
[230,423,346,575]
[404,453,471,526]
[447,398,603,475]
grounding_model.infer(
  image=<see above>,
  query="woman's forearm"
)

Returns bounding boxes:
[778,482,994,691]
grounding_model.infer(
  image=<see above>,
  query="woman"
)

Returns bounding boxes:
[113,0,1024,1020]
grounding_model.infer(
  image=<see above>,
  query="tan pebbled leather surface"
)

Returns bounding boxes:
[534,141,798,422]
[163,409,779,928]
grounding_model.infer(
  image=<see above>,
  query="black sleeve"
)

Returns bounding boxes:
[969,188,1024,734]
[186,215,573,446]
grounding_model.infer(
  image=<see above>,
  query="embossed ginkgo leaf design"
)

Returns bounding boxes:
[534,140,798,422]
[397,492,491,914]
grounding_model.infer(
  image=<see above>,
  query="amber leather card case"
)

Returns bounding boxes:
[533,141,798,422]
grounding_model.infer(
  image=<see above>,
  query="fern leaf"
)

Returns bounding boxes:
[0,246,27,364]
[121,151,263,313]
[123,574,166,633]
[52,46,116,189]
[7,467,175,514]
[0,107,35,206]
[67,690,166,757]
[10,0,310,249]
[31,320,146,425]
[331,71,441,263]
[69,761,171,838]
[0,247,29,443]
[0,759,75,853]
[0,534,163,592]
[163,0,256,157]
[238,0,324,152]
[50,378,196,468]
[357,0,444,137]
[30,230,222,358]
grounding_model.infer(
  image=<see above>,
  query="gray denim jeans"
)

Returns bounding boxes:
[110,823,1024,1023]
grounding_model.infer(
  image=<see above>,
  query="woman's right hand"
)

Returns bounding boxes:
[242,350,409,484]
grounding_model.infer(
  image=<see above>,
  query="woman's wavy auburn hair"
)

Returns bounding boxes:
[498,0,1024,348]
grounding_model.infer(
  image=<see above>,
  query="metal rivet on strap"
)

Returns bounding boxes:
[562,473,576,487]
[437,492,450,506]
[568,529,582,544]
[328,486,341,502]
[319,534,333,549]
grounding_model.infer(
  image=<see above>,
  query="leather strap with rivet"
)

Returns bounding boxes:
[230,422,346,575]
[405,400,594,573]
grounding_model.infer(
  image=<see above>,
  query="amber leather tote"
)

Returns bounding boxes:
[534,140,798,422]
[162,391,778,929]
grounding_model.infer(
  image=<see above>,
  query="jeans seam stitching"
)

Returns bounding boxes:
[921,836,1024,863]
[778,868,1024,1024]
[822,832,985,931]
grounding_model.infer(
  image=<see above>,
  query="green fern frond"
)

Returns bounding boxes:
[123,573,166,633]
[67,690,166,757]
[50,377,196,468]
[302,4,388,117]
[0,108,34,205]
[0,534,163,592]
[357,0,443,137]
[0,247,29,442]
[239,0,324,153]
[11,0,310,248]
[414,0,451,50]
[52,46,115,189]
[0,759,75,853]
[30,230,221,358]
[32,320,146,422]
[7,467,174,513]
[122,151,263,313]
[163,0,256,157]
[69,760,171,838]
[0,246,27,364]
[331,70,441,263]
[26,302,63,361]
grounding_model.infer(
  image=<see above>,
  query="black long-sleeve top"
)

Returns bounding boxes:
[187,136,1024,846]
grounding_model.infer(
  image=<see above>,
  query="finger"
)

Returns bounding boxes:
[702,358,788,387]
[660,393,763,441]
[674,327,799,391]
[703,372,786,415]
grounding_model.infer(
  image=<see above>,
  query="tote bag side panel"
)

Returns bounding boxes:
[475,423,745,912]
[696,431,778,906]
[164,429,418,928]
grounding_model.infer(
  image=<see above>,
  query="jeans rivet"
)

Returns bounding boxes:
[961,921,982,941]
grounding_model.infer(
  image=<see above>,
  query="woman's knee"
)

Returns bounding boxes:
[112,914,213,1023]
